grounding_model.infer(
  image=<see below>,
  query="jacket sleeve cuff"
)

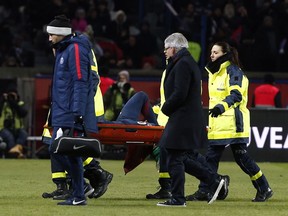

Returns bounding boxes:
[215,104,225,114]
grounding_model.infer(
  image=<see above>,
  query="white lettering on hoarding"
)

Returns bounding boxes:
[250,127,288,149]
[270,127,282,149]
[251,127,269,148]
[283,135,288,148]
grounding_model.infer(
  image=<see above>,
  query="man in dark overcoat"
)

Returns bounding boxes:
[157,33,229,207]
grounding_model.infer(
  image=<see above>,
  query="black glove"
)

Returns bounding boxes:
[74,115,84,125]
[209,106,222,118]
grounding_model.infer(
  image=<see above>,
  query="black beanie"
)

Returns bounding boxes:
[46,15,72,36]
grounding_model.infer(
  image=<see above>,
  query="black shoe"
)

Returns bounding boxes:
[42,189,69,199]
[57,198,87,206]
[252,188,273,202]
[87,170,113,199]
[208,176,225,204]
[53,190,72,200]
[53,183,94,200]
[84,183,94,198]
[146,188,172,199]
[42,183,70,199]
[186,190,211,201]
[217,175,230,200]
[157,199,186,207]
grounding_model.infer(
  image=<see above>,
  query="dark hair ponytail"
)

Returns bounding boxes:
[214,42,242,68]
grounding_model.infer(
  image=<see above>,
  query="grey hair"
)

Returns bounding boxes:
[164,33,189,52]
[118,70,130,81]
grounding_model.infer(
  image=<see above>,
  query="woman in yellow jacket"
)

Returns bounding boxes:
[186,42,273,202]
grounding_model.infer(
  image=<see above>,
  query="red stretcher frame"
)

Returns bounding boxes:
[90,123,164,174]
[90,123,164,145]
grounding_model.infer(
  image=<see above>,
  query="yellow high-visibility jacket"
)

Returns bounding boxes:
[157,70,169,126]
[206,61,250,145]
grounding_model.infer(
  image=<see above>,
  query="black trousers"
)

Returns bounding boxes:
[166,148,218,204]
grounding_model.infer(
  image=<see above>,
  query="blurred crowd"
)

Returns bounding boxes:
[0,0,288,72]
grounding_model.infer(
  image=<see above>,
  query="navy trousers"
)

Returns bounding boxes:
[50,127,84,200]
[199,144,270,192]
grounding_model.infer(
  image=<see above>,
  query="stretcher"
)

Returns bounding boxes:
[42,123,164,173]
[90,123,164,173]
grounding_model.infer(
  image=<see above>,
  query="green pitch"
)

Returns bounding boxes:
[0,159,286,216]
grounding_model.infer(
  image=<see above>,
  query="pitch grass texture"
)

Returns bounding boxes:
[0,159,286,216]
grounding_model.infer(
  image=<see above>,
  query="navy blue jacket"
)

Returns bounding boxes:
[51,33,98,133]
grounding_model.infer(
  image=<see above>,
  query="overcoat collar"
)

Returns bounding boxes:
[165,48,190,80]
